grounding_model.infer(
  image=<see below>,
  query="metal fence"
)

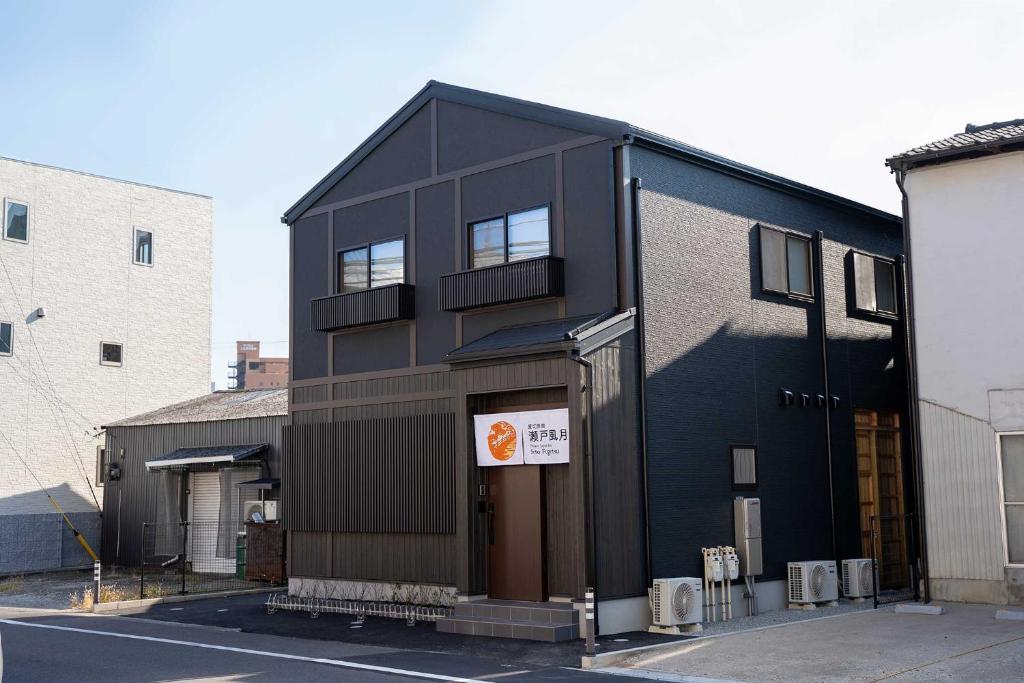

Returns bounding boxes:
[870,512,920,607]
[140,521,285,599]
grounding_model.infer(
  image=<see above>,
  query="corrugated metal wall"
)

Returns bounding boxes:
[919,399,1004,581]
[101,416,286,566]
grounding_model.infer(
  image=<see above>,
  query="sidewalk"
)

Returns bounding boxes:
[610,602,1024,682]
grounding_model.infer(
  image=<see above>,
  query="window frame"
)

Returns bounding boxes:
[335,235,407,295]
[3,198,30,244]
[133,227,154,266]
[0,320,12,356]
[758,224,814,301]
[847,249,899,321]
[730,444,759,491]
[95,446,106,487]
[467,203,552,270]
[100,341,124,367]
[997,431,1024,568]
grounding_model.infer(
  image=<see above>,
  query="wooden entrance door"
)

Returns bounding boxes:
[486,464,545,601]
[855,409,907,589]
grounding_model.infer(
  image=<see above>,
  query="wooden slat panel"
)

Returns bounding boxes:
[438,256,564,312]
[310,283,415,331]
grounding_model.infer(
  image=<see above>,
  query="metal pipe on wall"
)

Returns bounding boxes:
[571,353,600,634]
[815,231,840,567]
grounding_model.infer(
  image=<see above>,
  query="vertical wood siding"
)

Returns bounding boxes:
[919,399,1005,581]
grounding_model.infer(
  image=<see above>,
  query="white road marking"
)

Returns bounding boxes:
[0,619,479,682]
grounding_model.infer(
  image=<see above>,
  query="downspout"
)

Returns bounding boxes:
[630,175,655,587]
[894,168,930,603]
[815,231,840,567]
[570,353,599,633]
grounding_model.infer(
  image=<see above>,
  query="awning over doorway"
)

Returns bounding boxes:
[144,444,268,470]
[442,308,636,363]
[236,477,280,490]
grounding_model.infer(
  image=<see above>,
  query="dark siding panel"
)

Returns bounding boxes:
[333,371,452,401]
[293,214,330,380]
[439,257,564,312]
[461,300,560,346]
[460,155,556,229]
[289,531,333,577]
[313,104,431,207]
[100,417,286,566]
[632,146,905,581]
[563,141,617,316]
[415,182,457,364]
[437,100,584,174]
[590,336,647,598]
[333,192,409,251]
[332,324,410,375]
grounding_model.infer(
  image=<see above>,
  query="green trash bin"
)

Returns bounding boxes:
[235,531,247,580]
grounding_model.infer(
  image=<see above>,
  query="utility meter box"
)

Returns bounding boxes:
[734,497,763,576]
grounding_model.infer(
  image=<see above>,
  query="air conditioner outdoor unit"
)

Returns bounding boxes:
[788,561,838,605]
[650,577,703,629]
[842,558,875,598]
[243,500,264,522]
[244,500,279,522]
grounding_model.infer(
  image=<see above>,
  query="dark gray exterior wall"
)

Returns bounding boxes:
[292,214,329,380]
[332,323,410,375]
[100,416,286,566]
[415,181,457,364]
[631,144,905,581]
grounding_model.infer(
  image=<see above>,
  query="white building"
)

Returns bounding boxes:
[887,120,1024,606]
[0,157,213,574]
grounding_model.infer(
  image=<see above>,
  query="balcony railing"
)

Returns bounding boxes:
[311,284,415,332]
[438,256,564,312]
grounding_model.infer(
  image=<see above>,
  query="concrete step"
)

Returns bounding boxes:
[452,599,576,625]
[436,614,579,641]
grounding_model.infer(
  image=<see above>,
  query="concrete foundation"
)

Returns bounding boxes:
[930,573,1024,607]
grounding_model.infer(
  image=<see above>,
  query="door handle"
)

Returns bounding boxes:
[487,503,496,545]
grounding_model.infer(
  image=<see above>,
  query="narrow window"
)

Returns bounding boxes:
[469,205,550,269]
[731,445,758,489]
[3,200,28,243]
[100,342,123,367]
[470,217,506,268]
[851,251,898,317]
[340,247,369,293]
[95,446,106,487]
[370,239,405,287]
[0,321,12,356]
[1001,434,1024,564]
[134,229,153,265]
[759,225,813,298]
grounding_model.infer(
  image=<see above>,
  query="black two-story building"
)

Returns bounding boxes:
[281,82,915,637]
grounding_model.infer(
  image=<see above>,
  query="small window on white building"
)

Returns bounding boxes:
[134,229,153,265]
[850,251,898,318]
[1000,434,1024,565]
[101,342,123,366]
[3,199,29,243]
[0,321,12,356]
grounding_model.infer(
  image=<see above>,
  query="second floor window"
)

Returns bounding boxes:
[3,199,28,243]
[759,225,813,298]
[101,342,123,366]
[0,321,12,356]
[470,205,550,269]
[134,228,153,265]
[850,251,898,318]
[339,238,405,294]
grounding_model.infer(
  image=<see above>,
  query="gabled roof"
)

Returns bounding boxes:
[282,81,899,226]
[104,389,287,428]
[443,309,635,363]
[887,119,1024,170]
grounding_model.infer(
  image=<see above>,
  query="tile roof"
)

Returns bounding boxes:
[887,119,1024,167]
[104,389,287,428]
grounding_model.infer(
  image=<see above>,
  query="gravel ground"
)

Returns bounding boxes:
[0,569,142,609]
[696,598,876,636]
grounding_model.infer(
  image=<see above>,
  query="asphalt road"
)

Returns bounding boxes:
[0,607,632,682]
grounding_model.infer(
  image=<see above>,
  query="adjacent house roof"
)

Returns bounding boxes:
[145,444,268,470]
[104,389,287,428]
[283,81,898,226]
[886,119,1024,170]
[443,309,635,363]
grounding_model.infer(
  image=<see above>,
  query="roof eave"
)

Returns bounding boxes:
[886,137,1024,171]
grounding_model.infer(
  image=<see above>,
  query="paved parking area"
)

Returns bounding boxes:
[609,602,1024,682]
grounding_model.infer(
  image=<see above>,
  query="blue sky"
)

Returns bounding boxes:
[2,1,1021,387]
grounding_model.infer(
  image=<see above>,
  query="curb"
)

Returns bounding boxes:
[92,587,280,614]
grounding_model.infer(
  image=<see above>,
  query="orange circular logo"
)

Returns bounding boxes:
[487,420,518,461]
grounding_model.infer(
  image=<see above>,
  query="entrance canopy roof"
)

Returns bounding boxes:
[145,444,268,470]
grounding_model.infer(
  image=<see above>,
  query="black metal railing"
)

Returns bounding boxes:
[140,521,285,599]
[870,512,919,607]
[310,284,415,332]
[438,256,564,312]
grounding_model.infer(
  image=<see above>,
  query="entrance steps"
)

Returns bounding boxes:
[436,599,579,641]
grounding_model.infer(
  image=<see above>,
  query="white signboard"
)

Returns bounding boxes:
[474,408,570,467]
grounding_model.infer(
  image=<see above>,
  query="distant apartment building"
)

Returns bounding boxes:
[229,340,288,389]
[0,156,213,574]
[888,120,1024,606]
